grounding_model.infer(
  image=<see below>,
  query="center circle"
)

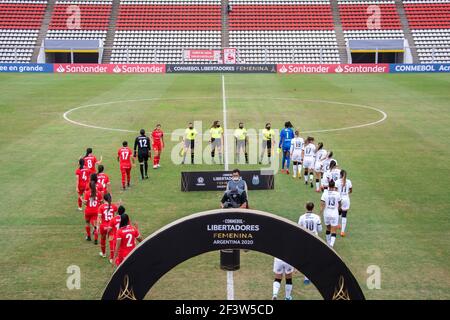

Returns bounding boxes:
[63,97,387,133]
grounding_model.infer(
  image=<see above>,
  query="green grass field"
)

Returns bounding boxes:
[0,73,449,300]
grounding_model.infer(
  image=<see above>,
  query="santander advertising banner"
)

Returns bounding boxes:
[277,64,390,74]
[54,64,166,74]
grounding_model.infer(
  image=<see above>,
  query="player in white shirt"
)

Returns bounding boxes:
[313,143,327,192]
[290,131,304,179]
[321,160,340,191]
[298,202,322,284]
[335,169,352,237]
[320,180,341,247]
[272,258,294,300]
[302,137,316,188]
[321,152,337,177]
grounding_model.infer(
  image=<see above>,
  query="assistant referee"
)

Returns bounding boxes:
[182,122,197,164]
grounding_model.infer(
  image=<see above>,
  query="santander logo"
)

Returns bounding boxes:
[335,65,343,73]
[279,65,288,73]
[56,65,65,73]
[113,65,121,73]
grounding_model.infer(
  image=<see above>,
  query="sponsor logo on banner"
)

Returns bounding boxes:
[389,64,450,73]
[0,63,53,73]
[184,49,221,61]
[54,64,165,74]
[277,64,389,74]
[223,48,237,64]
[166,64,276,73]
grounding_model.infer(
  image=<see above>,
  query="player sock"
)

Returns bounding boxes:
[281,154,286,169]
[273,280,281,297]
[326,230,331,244]
[109,240,114,259]
[304,173,308,183]
[286,157,290,170]
[77,196,82,208]
[285,284,293,299]
[93,228,98,241]
[316,179,320,190]
[330,233,337,247]
[293,163,297,177]
[144,161,148,176]
[85,225,91,237]
[341,211,347,232]
[100,237,106,255]
[139,164,144,178]
[191,152,194,164]
[245,153,248,164]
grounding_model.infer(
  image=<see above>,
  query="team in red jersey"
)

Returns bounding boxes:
[113,213,142,267]
[151,124,164,169]
[75,158,90,210]
[97,193,119,258]
[83,147,102,174]
[96,165,110,194]
[117,141,134,190]
[83,174,103,243]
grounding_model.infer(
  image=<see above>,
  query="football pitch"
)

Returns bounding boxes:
[0,73,449,300]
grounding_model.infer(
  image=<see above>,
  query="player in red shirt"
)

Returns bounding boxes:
[83,147,102,174]
[96,165,110,195]
[107,205,127,263]
[117,141,134,190]
[151,124,164,169]
[83,174,103,243]
[113,213,142,267]
[97,193,119,258]
[75,158,90,210]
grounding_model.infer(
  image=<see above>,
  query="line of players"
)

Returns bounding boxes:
[74,126,164,267]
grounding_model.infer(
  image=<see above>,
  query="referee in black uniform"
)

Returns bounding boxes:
[134,129,151,180]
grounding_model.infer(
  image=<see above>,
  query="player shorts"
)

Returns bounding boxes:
[84,212,97,225]
[153,142,162,152]
[236,140,246,151]
[321,176,329,188]
[77,185,86,195]
[138,151,149,163]
[261,140,272,150]
[314,161,324,172]
[184,139,195,149]
[341,196,350,211]
[291,151,303,162]
[303,157,315,170]
[99,223,110,236]
[324,210,339,227]
[282,146,290,154]
[211,138,222,150]
[273,258,294,274]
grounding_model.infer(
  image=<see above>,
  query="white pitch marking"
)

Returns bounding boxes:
[222,75,229,171]
[62,97,387,134]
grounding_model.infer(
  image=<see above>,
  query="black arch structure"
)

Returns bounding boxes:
[102,209,365,300]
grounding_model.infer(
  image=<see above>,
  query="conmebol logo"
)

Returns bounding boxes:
[335,65,343,73]
[279,65,287,73]
[56,65,65,73]
[113,65,121,73]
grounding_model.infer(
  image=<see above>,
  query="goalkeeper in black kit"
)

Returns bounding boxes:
[134,129,151,180]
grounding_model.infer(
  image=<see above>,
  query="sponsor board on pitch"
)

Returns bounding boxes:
[389,63,450,73]
[277,64,390,74]
[53,64,166,74]
[0,63,54,73]
[166,64,277,73]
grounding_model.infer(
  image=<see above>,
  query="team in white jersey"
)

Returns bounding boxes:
[335,169,352,237]
[313,143,327,192]
[320,179,342,247]
[298,202,322,284]
[302,137,317,188]
[290,131,304,179]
